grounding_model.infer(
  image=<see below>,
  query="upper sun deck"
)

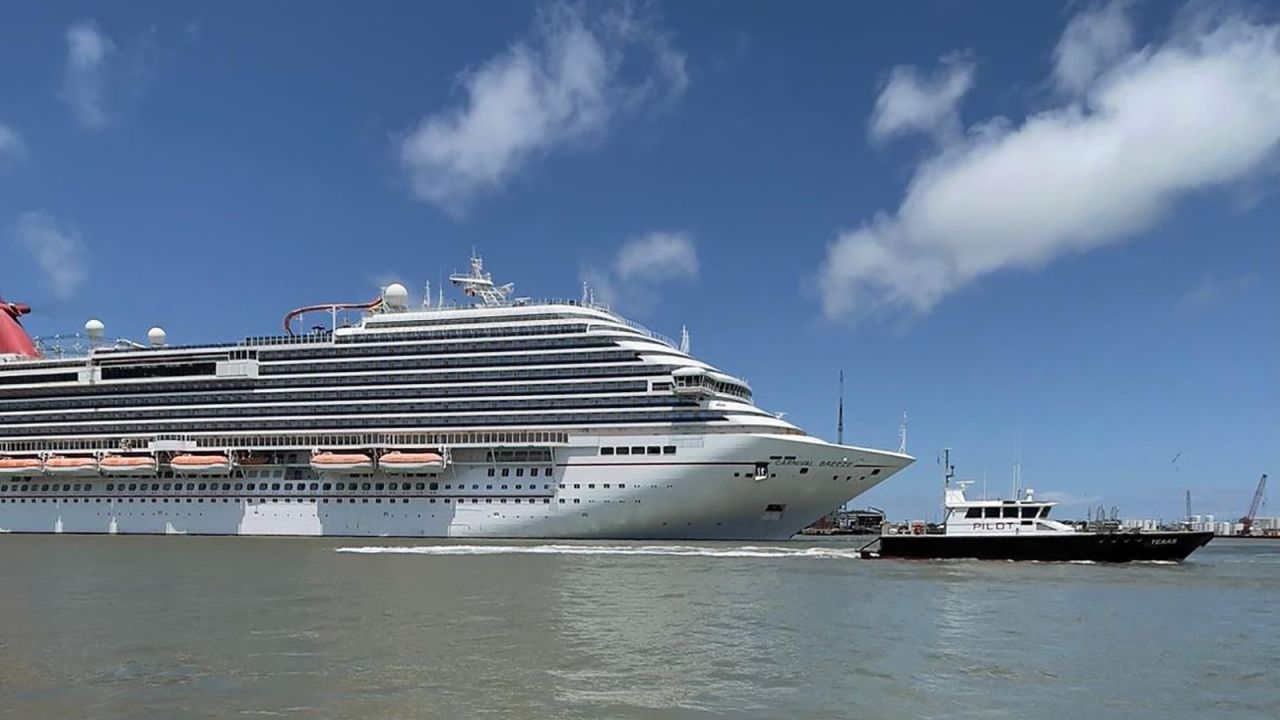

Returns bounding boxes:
[1,255,679,364]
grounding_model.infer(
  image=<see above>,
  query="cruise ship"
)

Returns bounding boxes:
[0,256,913,539]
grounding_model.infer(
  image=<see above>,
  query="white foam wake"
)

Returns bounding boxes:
[335,544,865,560]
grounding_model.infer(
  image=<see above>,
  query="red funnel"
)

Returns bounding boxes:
[1,299,38,358]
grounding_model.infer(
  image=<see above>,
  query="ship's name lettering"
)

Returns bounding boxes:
[772,459,854,468]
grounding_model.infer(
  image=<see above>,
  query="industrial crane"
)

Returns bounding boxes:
[1240,474,1268,536]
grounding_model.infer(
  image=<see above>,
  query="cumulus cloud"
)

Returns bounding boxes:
[398,2,688,216]
[0,124,25,161]
[1053,1,1135,95]
[820,3,1280,320]
[869,52,975,143]
[61,21,115,129]
[13,211,89,300]
[585,231,698,312]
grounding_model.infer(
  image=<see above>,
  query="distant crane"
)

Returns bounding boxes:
[1240,474,1268,536]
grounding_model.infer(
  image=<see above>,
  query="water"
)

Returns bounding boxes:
[0,536,1276,719]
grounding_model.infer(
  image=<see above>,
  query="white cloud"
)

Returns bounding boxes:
[1053,1,1135,95]
[0,124,26,161]
[868,52,975,143]
[586,231,698,312]
[13,211,89,300]
[820,6,1280,320]
[61,21,115,129]
[614,231,699,282]
[1179,272,1258,311]
[398,2,687,216]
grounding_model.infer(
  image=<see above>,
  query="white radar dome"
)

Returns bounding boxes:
[148,326,167,347]
[383,283,409,310]
[84,319,105,340]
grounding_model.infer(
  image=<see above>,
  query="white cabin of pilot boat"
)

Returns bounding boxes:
[942,482,1077,536]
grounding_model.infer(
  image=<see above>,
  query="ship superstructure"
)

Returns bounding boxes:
[0,257,913,539]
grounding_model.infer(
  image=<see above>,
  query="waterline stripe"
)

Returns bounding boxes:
[335,544,864,560]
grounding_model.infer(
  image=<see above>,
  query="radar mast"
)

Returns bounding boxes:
[449,255,514,306]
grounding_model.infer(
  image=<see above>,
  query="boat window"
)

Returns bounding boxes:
[965,508,982,518]
[616,447,630,455]
[983,507,1000,518]
[663,446,676,454]
[600,447,614,455]
[1021,506,1039,518]
[1040,507,1052,518]
[1001,507,1018,518]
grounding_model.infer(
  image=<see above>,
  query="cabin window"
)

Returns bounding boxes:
[1039,507,1052,518]
[1021,507,1039,518]
[600,447,614,456]
[616,447,630,456]
[1002,507,1018,518]
[965,508,982,518]
[663,446,676,454]
[983,507,1000,518]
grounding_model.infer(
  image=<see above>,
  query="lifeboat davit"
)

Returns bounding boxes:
[310,452,374,474]
[379,451,446,474]
[0,456,43,476]
[170,453,232,475]
[99,455,158,476]
[43,456,100,476]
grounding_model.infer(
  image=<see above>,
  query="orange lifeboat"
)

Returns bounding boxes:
[310,451,374,474]
[379,451,445,474]
[99,455,158,476]
[43,456,100,476]
[0,456,43,476]
[170,453,232,475]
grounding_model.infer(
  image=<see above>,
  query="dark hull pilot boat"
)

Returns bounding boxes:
[868,451,1214,563]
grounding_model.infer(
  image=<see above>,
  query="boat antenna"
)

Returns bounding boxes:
[422,280,431,309]
[836,370,844,445]
[679,325,690,354]
[941,448,954,487]
[897,410,907,454]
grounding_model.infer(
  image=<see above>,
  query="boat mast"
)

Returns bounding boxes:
[836,370,844,445]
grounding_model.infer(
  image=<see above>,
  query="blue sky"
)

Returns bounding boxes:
[1,1,1276,520]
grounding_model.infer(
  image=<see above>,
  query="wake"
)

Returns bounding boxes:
[335,543,865,560]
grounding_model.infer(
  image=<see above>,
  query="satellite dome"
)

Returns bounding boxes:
[147,326,167,347]
[84,319,105,339]
[383,283,409,310]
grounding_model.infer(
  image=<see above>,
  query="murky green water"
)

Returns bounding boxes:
[0,536,1275,719]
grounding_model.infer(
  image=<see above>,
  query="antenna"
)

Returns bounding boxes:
[897,410,907,454]
[422,281,432,309]
[836,370,844,445]
[1185,489,1191,521]
[679,325,690,355]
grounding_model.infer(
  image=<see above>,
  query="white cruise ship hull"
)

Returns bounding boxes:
[0,434,910,540]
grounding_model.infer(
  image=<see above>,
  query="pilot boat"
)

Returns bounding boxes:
[869,451,1214,562]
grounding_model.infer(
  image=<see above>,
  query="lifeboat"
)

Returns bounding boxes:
[99,455,158,476]
[170,453,232,475]
[379,451,445,474]
[310,451,374,474]
[43,456,100,476]
[0,456,43,476]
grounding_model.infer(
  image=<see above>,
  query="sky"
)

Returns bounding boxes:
[1,0,1276,521]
